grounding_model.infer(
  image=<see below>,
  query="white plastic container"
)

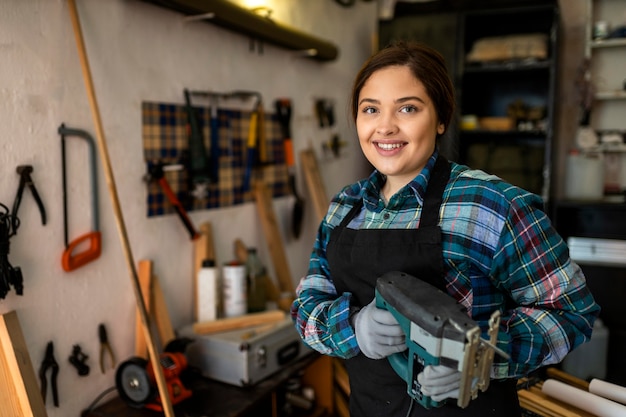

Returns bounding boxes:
[564,150,604,200]
[197,259,218,322]
[562,318,609,380]
[222,263,247,318]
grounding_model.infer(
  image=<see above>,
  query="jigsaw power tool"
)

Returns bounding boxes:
[375,271,505,409]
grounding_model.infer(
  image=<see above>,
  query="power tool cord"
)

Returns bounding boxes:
[80,385,117,417]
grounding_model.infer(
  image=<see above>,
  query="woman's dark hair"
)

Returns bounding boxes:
[350,40,455,135]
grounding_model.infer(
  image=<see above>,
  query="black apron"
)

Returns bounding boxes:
[327,156,521,417]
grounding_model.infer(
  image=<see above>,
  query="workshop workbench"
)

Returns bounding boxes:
[83,352,332,417]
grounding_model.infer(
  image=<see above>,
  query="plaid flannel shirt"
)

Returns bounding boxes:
[291,151,600,379]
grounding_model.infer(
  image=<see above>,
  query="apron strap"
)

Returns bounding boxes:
[420,155,451,228]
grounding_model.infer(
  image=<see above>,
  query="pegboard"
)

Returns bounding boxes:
[141,101,289,216]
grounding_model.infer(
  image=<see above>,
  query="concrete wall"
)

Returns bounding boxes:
[0,0,594,415]
[0,1,376,415]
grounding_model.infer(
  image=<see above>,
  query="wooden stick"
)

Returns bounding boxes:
[66,1,174,415]
[135,260,153,358]
[193,310,286,335]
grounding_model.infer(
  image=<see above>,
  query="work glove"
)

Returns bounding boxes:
[353,299,406,359]
[417,365,462,402]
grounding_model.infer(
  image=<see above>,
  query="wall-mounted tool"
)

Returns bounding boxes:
[234,91,264,194]
[275,98,304,239]
[68,344,90,376]
[115,351,192,412]
[59,124,102,272]
[144,163,199,240]
[186,90,222,193]
[184,89,211,199]
[39,341,59,407]
[0,204,23,299]
[11,165,46,236]
[375,271,507,409]
[99,323,116,374]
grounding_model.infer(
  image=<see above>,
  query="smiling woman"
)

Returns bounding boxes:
[291,40,600,417]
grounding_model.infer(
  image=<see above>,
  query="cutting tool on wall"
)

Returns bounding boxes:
[275,98,304,239]
[59,124,102,272]
[375,271,507,409]
[11,165,47,236]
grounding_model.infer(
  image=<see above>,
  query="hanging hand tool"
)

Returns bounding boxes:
[99,323,116,374]
[11,165,46,236]
[184,89,211,199]
[0,204,23,299]
[59,124,102,272]
[375,271,508,409]
[39,341,59,407]
[145,163,199,240]
[185,90,222,191]
[275,98,304,239]
[242,94,264,194]
[68,344,90,376]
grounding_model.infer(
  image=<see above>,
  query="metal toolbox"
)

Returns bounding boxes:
[179,318,312,386]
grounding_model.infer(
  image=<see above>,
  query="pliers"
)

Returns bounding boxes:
[12,165,46,236]
[39,341,59,407]
[99,323,116,373]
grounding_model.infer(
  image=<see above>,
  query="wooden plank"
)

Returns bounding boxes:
[0,311,48,417]
[334,390,350,417]
[135,259,153,358]
[302,355,334,414]
[192,310,286,335]
[333,358,350,396]
[546,367,590,391]
[300,149,329,223]
[518,389,581,417]
[253,181,294,295]
[153,275,175,347]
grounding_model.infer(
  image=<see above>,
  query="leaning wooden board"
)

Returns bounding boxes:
[300,149,329,223]
[253,181,294,296]
[0,311,48,417]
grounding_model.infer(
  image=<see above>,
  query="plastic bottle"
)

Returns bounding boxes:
[246,248,267,313]
[197,259,218,322]
[222,261,247,318]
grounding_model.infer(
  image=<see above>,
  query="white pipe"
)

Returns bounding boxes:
[590,379,626,406]
[542,379,626,417]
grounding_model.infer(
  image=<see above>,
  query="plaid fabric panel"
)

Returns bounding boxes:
[142,101,288,217]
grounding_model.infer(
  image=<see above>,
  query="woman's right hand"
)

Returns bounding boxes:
[353,299,406,359]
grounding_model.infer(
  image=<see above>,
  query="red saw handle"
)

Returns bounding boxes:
[62,231,102,272]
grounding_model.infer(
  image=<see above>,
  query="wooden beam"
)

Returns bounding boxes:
[0,311,48,417]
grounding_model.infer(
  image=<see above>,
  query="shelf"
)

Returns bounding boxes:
[590,37,626,49]
[464,59,552,73]
[141,0,339,61]
[460,130,547,142]
[595,90,626,100]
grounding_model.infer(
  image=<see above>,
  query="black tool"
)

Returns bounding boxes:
[275,98,304,239]
[0,203,23,299]
[184,89,211,199]
[11,165,46,236]
[68,344,90,376]
[99,323,116,374]
[39,341,59,407]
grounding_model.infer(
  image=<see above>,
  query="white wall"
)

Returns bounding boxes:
[0,0,377,415]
